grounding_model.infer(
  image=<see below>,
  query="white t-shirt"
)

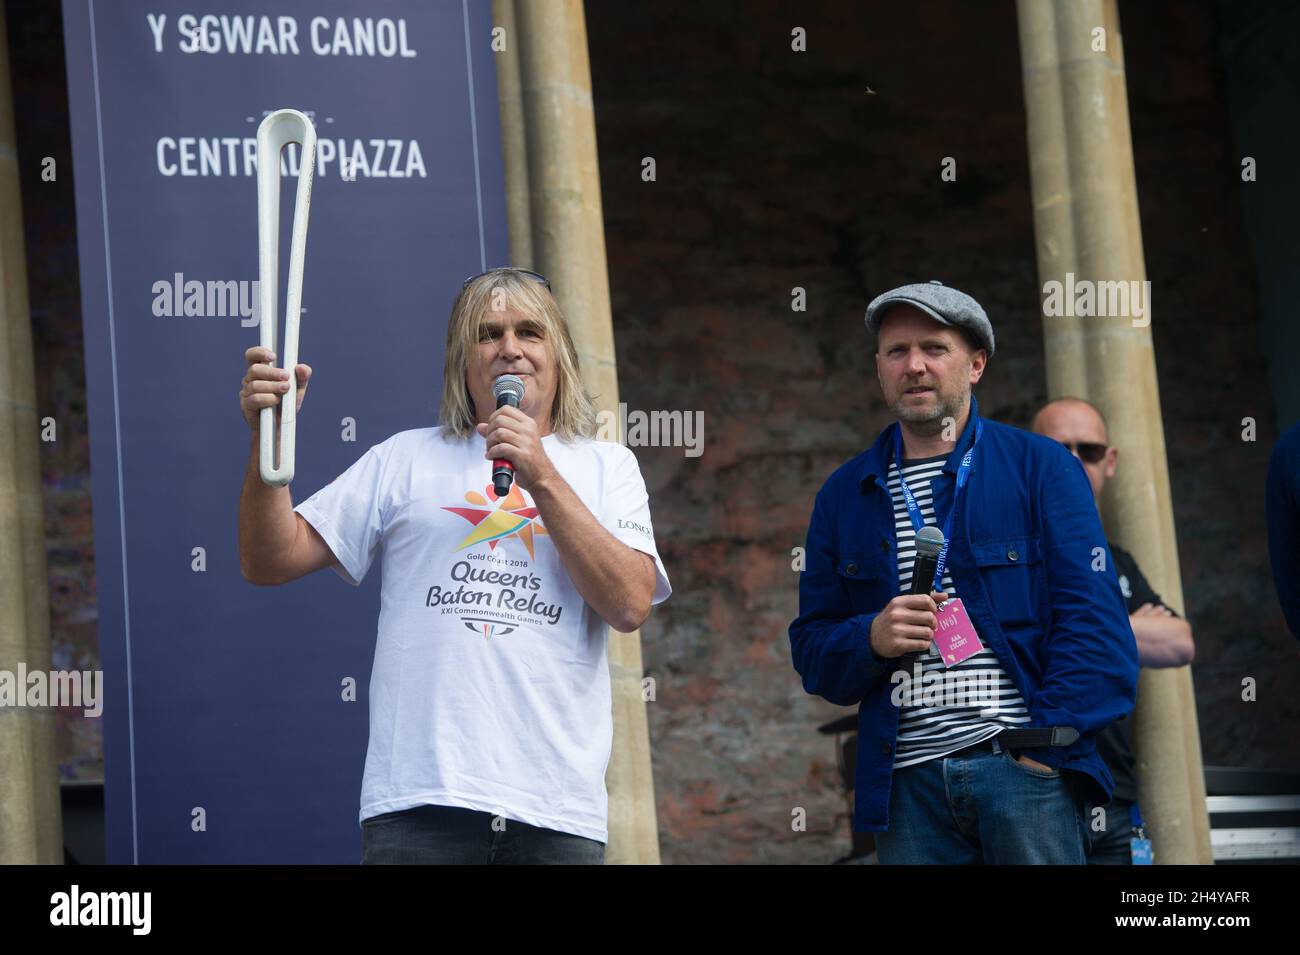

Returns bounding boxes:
[293,426,671,843]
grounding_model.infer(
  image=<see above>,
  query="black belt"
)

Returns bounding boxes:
[1001,727,1079,748]
[954,727,1080,757]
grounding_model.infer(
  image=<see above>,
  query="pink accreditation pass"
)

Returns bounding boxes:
[932,598,984,667]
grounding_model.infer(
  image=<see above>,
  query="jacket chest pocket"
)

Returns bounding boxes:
[971,535,1043,627]
[836,551,886,614]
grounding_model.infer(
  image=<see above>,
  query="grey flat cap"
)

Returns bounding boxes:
[865,280,995,356]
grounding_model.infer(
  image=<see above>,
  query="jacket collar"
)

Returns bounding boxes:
[859,394,981,491]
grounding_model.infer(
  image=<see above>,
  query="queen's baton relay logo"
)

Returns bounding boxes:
[428,483,563,638]
[442,483,548,557]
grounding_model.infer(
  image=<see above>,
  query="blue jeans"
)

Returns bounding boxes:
[875,735,1090,864]
[1086,799,1136,865]
[361,804,605,865]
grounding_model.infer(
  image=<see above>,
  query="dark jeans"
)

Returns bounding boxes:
[360,804,606,865]
[875,734,1090,864]
[1086,798,1136,865]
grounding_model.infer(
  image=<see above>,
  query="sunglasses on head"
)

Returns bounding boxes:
[1060,440,1108,464]
[462,267,551,291]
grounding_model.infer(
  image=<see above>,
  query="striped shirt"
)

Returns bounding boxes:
[887,454,1030,768]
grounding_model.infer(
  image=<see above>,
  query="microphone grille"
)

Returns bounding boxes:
[915,525,945,558]
[492,374,525,402]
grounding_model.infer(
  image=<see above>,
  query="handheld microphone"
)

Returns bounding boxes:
[909,525,946,597]
[903,525,947,666]
[491,374,525,497]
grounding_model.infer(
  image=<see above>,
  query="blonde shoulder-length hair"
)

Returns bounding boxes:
[438,269,598,441]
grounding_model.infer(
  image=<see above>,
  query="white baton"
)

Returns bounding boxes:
[255,108,316,486]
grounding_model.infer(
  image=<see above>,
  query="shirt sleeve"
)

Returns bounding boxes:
[293,443,388,587]
[1120,553,1173,616]
[788,482,893,707]
[599,444,672,605]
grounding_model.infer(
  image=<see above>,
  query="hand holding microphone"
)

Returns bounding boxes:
[477,374,555,494]
[869,526,950,660]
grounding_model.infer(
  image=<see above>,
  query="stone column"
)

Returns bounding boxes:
[502,0,660,864]
[1016,0,1212,863]
[0,2,63,864]
[492,0,532,268]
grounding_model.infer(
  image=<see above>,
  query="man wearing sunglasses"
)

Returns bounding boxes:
[238,267,671,864]
[1031,397,1195,864]
[790,280,1137,864]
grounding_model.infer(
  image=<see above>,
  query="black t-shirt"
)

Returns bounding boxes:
[1098,544,1171,804]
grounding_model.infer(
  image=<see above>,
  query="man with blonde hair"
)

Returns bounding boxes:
[237,268,671,864]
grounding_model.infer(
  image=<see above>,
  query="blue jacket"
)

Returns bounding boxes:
[790,397,1138,832]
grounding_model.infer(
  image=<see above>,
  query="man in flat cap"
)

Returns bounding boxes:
[789,281,1137,864]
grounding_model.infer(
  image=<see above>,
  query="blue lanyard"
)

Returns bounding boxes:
[893,418,983,593]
